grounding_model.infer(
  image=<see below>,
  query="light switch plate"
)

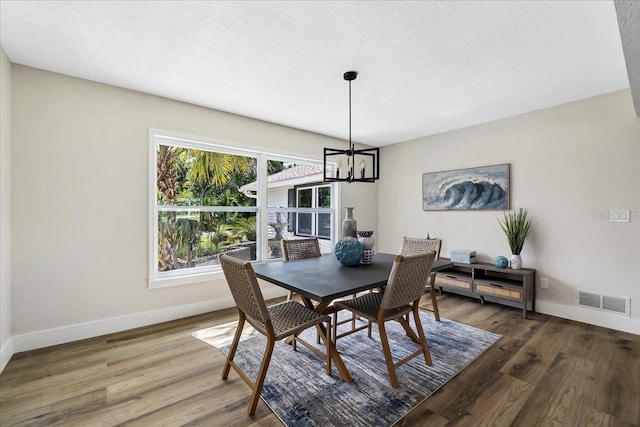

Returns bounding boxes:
[610,209,630,223]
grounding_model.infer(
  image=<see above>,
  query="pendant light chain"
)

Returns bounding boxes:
[322,70,379,183]
[348,78,353,180]
[349,78,352,151]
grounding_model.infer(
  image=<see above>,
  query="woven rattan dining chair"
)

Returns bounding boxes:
[333,252,436,388]
[400,236,442,321]
[219,254,332,415]
[281,238,321,301]
[281,237,363,343]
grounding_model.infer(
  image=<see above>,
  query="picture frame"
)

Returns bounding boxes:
[422,164,510,211]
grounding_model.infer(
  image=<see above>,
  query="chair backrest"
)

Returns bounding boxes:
[219,254,270,332]
[400,236,442,259]
[381,252,436,311]
[281,237,321,260]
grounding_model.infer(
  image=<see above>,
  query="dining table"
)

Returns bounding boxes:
[252,252,454,382]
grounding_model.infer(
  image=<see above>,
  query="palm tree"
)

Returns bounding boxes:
[157,145,180,271]
[177,218,201,268]
[187,151,253,257]
[158,147,255,271]
[188,151,253,202]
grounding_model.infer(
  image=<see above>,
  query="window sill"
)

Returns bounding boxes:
[148,270,225,289]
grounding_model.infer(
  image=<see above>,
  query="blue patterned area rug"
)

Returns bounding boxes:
[196,312,501,427]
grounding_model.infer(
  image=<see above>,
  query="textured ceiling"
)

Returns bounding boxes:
[0,1,630,146]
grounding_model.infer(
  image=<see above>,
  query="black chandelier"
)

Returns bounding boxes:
[323,71,379,183]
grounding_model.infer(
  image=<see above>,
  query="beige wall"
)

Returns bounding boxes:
[6,62,637,356]
[1,46,13,368]
[10,65,377,344]
[378,90,640,334]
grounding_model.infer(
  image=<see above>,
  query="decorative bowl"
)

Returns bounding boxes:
[335,237,364,266]
[357,230,374,238]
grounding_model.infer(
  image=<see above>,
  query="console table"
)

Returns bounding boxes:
[434,260,536,319]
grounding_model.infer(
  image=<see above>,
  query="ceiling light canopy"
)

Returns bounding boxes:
[324,71,380,183]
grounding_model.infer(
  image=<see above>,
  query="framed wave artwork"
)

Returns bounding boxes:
[422,164,510,211]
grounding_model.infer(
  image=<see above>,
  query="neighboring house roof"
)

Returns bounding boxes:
[239,164,324,193]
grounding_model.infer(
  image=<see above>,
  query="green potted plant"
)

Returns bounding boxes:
[498,208,532,269]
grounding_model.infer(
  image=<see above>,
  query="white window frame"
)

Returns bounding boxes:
[316,184,333,239]
[295,187,315,237]
[294,184,332,239]
[148,129,339,289]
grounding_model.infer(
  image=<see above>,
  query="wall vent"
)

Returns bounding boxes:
[576,289,630,317]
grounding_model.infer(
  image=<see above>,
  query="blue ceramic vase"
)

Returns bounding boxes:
[335,237,364,266]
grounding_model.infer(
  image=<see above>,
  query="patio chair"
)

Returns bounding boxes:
[333,252,436,388]
[400,236,442,321]
[219,254,332,415]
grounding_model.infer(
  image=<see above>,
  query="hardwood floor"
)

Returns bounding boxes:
[1,294,638,426]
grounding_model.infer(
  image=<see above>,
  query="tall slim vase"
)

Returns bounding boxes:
[342,207,357,239]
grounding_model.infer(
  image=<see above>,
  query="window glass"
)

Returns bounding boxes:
[297,188,312,208]
[155,143,257,276]
[295,188,313,236]
[151,132,336,284]
[296,213,313,236]
[317,213,331,239]
[318,186,331,208]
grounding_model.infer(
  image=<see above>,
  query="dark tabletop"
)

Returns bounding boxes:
[252,253,453,303]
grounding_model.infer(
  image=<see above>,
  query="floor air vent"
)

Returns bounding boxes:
[576,290,630,316]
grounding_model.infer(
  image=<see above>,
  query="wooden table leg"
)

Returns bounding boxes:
[397,317,420,343]
[300,297,353,383]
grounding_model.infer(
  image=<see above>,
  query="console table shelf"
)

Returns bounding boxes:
[435,260,536,319]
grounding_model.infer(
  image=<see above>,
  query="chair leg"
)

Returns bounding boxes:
[378,320,399,388]
[248,334,276,415]
[222,312,245,380]
[350,293,358,331]
[332,310,338,345]
[286,289,305,348]
[412,303,432,366]
[316,317,323,344]
[429,273,441,321]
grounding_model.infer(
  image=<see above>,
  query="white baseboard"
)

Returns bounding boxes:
[9,287,288,357]
[3,292,636,374]
[536,300,640,335]
[1,337,14,372]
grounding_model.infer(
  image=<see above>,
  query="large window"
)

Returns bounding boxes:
[149,131,337,287]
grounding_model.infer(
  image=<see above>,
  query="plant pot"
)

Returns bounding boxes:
[510,254,522,270]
